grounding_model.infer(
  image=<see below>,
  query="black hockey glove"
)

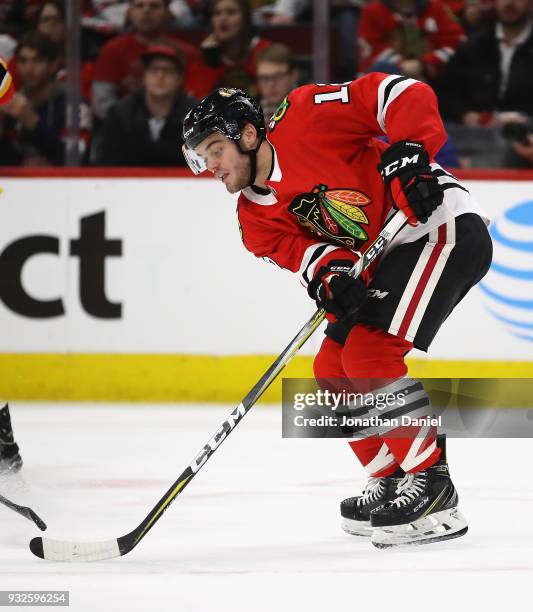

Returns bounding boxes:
[377,140,444,226]
[307,259,367,319]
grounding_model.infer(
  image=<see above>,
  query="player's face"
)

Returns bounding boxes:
[143,58,182,97]
[129,0,169,35]
[195,133,250,194]
[16,47,55,91]
[212,0,244,43]
[256,61,296,107]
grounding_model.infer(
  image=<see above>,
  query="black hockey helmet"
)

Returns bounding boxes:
[182,87,266,179]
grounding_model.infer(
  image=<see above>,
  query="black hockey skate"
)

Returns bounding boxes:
[341,469,404,536]
[370,436,467,548]
[0,405,23,474]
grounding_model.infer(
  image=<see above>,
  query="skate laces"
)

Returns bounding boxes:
[390,472,427,507]
[357,477,385,506]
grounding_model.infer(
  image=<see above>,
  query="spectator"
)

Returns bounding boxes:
[82,0,196,31]
[37,0,66,48]
[91,0,198,120]
[357,0,465,81]
[0,32,90,166]
[438,0,533,127]
[8,2,65,86]
[95,45,196,165]
[8,1,96,100]
[331,1,368,81]
[462,0,496,31]
[186,0,271,99]
[255,43,298,120]
[0,1,42,36]
[445,1,495,32]
[37,0,97,98]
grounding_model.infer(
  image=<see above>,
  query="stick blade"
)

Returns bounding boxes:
[29,536,121,561]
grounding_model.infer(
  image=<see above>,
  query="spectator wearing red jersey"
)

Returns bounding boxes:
[358,0,465,81]
[186,0,271,99]
[91,0,198,120]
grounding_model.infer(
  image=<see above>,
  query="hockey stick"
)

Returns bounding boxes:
[0,493,47,531]
[29,211,407,562]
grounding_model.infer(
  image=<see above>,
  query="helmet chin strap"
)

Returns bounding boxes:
[236,132,265,187]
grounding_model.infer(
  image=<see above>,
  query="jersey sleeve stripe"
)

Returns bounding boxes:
[299,243,339,287]
[431,165,469,193]
[377,75,418,133]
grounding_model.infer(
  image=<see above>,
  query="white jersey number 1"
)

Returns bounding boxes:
[313,84,350,105]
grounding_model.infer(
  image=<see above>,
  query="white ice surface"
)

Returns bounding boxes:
[1,403,532,612]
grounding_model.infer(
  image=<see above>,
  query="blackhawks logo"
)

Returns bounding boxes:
[268,96,290,131]
[289,184,371,249]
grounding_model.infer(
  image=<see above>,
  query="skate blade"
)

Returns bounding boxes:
[341,517,373,537]
[371,508,468,549]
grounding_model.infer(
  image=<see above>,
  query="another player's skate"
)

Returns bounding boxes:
[370,437,467,548]
[0,404,23,474]
[340,469,404,536]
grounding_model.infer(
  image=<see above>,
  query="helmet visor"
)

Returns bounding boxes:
[182,144,208,175]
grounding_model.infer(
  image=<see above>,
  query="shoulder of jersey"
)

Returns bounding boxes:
[266,84,316,138]
[289,83,320,104]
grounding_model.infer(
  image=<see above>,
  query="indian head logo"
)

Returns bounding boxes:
[268,96,290,132]
[289,184,371,249]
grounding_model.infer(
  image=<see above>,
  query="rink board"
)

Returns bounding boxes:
[0,169,532,400]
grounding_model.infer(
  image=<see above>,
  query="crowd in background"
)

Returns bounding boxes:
[0,0,532,168]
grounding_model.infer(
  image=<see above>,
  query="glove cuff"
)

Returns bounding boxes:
[307,257,357,300]
[312,249,359,277]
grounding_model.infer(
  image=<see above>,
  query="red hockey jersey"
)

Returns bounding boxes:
[237,72,485,290]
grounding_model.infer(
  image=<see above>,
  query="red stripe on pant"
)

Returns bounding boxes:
[397,223,447,339]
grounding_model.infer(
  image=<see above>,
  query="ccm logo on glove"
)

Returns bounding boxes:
[378,140,444,226]
[307,258,367,319]
[380,142,423,177]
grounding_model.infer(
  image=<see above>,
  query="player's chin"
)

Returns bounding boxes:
[225,180,243,194]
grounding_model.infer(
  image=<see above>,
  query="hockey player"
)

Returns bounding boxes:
[182,76,492,548]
